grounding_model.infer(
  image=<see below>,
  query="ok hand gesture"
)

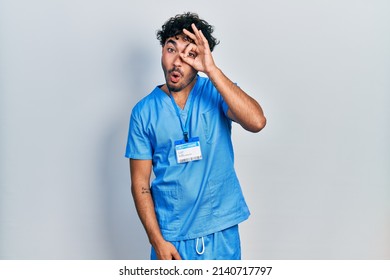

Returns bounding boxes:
[180,23,217,76]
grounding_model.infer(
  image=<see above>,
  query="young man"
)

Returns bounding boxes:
[125,12,266,260]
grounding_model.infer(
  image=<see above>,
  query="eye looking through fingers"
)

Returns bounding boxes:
[182,43,198,59]
[188,52,197,58]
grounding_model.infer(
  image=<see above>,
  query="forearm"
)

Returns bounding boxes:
[131,183,165,248]
[207,67,266,132]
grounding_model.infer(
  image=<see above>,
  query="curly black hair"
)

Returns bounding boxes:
[156,12,219,52]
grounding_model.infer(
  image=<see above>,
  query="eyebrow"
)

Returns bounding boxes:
[165,39,177,46]
[164,38,191,51]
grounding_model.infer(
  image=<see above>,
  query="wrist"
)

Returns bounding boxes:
[149,234,166,248]
[205,65,221,79]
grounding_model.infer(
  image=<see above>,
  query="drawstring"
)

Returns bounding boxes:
[196,237,205,255]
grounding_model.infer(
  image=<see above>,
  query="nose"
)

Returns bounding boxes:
[173,52,183,67]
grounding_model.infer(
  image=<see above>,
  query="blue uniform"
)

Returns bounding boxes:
[125,75,250,258]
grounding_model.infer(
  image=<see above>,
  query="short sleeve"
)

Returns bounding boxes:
[124,110,153,159]
[222,101,229,117]
[221,82,240,120]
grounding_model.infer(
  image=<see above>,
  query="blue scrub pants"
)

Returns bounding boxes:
[151,225,241,260]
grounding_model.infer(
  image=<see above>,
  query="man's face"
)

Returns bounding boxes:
[161,34,198,93]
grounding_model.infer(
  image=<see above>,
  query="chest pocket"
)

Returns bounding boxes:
[201,107,230,144]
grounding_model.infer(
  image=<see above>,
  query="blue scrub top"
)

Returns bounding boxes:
[125,75,250,241]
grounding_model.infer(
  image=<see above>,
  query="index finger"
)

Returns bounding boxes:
[191,23,205,43]
[182,27,197,43]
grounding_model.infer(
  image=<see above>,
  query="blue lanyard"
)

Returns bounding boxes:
[170,91,195,142]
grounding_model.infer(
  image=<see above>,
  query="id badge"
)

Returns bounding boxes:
[174,137,202,164]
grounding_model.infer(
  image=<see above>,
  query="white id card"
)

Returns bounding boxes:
[174,137,202,164]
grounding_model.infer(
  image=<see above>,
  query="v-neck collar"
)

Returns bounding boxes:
[156,75,200,112]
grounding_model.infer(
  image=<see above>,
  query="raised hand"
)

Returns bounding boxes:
[180,23,217,76]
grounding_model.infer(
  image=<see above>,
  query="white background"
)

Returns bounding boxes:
[1,0,389,259]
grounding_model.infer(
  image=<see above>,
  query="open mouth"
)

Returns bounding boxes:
[169,69,182,83]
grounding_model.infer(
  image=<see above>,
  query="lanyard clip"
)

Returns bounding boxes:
[184,132,189,142]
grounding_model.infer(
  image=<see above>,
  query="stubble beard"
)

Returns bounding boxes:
[163,66,197,93]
